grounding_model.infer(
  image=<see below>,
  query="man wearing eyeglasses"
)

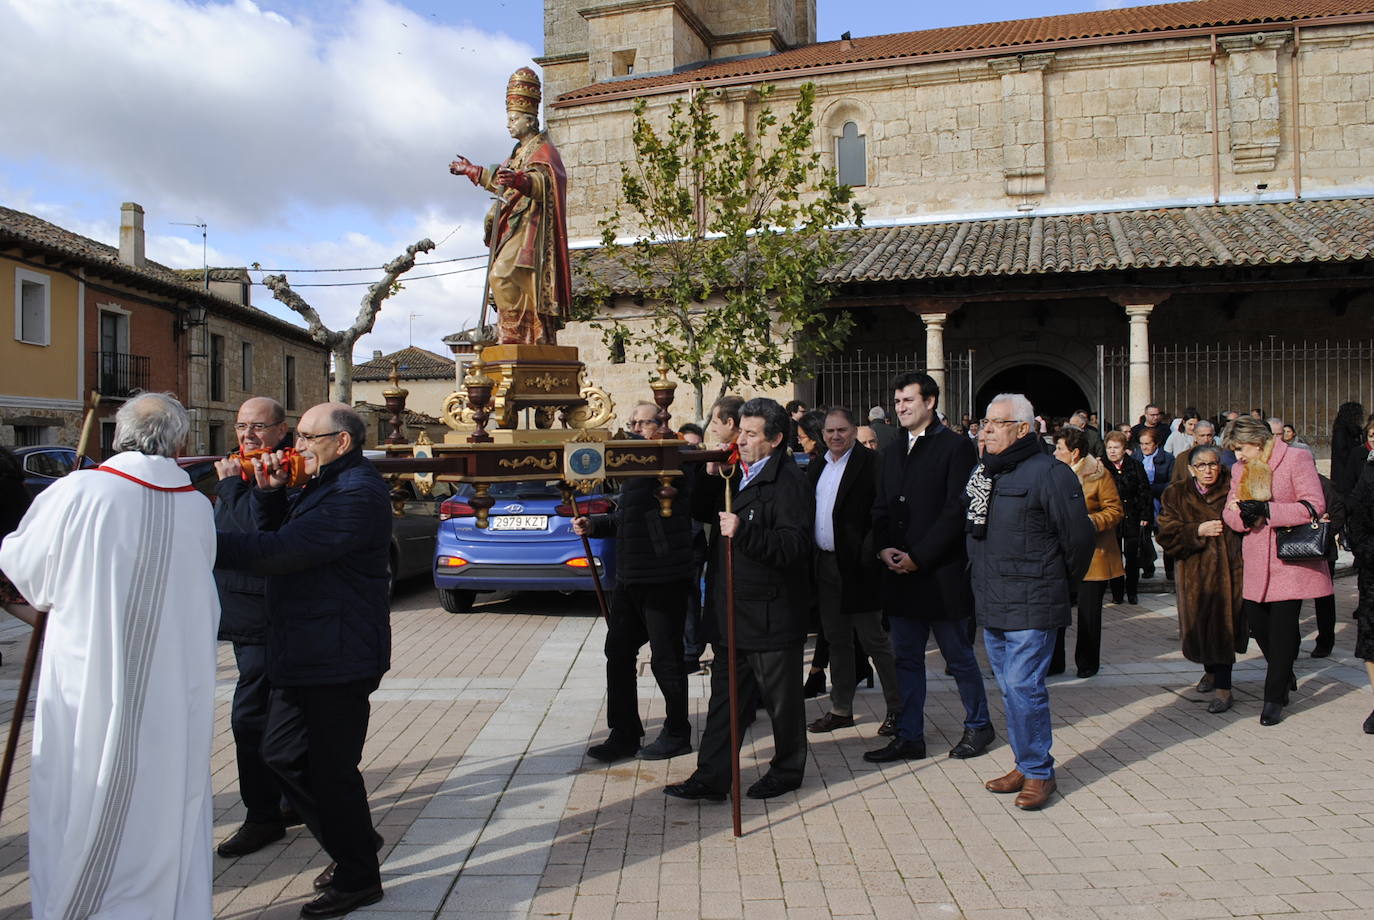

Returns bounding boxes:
[211,398,295,861]
[963,394,1094,811]
[215,402,392,917]
[577,401,696,763]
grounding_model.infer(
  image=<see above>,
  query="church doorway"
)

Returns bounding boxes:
[975,364,1090,423]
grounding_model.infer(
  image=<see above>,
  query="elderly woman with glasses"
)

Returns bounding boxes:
[1222,416,1333,726]
[1157,445,1245,712]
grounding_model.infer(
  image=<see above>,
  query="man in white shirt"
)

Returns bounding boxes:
[805,408,902,735]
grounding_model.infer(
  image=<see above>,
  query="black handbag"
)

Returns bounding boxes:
[1275,500,1331,561]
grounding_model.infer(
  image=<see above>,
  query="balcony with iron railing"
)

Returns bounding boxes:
[97,351,151,398]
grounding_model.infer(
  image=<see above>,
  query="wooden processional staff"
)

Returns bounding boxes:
[0,392,100,818]
[718,450,743,838]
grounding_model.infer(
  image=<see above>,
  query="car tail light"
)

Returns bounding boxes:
[439,500,476,521]
[565,557,604,569]
[436,555,469,567]
[554,498,615,516]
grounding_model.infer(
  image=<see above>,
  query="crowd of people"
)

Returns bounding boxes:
[2,385,1373,916]
[581,387,1374,818]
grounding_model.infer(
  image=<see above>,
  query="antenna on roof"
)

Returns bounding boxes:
[409,312,421,346]
[171,219,208,291]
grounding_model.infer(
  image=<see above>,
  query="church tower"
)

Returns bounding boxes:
[538,0,816,104]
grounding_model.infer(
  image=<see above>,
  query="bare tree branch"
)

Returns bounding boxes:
[260,237,437,405]
[262,273,340,349]
[346,238,436,342]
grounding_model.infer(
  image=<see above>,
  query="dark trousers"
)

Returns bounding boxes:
[1246,599,1302,704]
[890,616,990,743]
[1314,557,1337,650]
[230,642,286,825]
[1203,662,1234,691]
[694,643,806,791]
[263,678,381,892]
[1052,580,1108,674]
[605,579,691,740]
[1110,542,1140,602]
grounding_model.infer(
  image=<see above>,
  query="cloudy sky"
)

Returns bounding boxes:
[0,0,1157,363]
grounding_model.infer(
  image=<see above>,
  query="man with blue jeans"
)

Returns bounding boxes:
[964,394,1094,810]
[866,372,992,762]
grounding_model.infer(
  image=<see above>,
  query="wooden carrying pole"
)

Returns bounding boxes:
[0,391,98,817]
[720,463,742,837]
[562,485,610,627]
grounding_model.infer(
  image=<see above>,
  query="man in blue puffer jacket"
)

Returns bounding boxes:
[216,402,392,919]
[964,393,1094,813]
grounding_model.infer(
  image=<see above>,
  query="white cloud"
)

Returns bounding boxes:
[0,0,534,230]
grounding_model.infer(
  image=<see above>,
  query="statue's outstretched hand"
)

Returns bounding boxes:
[449,156,481,184]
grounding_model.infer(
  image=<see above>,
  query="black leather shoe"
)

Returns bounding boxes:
[1126,594,1138,605]
[281,806,304,828]
[217,821,286,858]
[1047,665,1065,676]
[1260,701,1284,726]
[664,777,726,802]
[587,735,641,763]
[1076,667,1098,679]
[1195,674,1215,693]
[1206,696,1233,714]
[877,711,900,736]
[314,832,384,890]
[863,738,926,763]
[746,774,801,799]
[1363,709,1374,734]
[807,712,855,733]
[1311,644,1333,659]
[948,724,995,759]
[300,883,383,918]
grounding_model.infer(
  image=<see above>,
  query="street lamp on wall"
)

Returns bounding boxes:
[179,302,209,358]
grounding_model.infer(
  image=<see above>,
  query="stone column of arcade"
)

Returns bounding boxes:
[920,312,948,391]
[1114,294,1169,424]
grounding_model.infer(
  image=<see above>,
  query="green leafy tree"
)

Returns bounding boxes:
[575,82,863,419]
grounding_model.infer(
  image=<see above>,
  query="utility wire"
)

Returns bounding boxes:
[251,264,485,288]
[250,252,487,272]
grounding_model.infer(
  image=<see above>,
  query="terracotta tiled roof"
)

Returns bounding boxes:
[575,197,1374,292]
[556,0,1374,105]
[0,205,321,346]
[174,267,252,284]
[351,346,455,382]
[354,402,442,425]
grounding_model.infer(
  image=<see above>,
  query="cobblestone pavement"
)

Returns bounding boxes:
[0,577,1370,920]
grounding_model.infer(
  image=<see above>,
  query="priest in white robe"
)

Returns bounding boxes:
[0,392,219,920]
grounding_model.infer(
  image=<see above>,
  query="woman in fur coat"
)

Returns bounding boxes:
[1051,427,1124,678]
[1157,445,1245,713]
[1222,416,1333,726]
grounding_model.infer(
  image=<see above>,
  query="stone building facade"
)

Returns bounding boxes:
[546,0,1374,444]
[0,203,328,457]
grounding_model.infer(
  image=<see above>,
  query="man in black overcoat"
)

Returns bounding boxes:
[666,398,814,801]
[866,372,994,763]
[805,407,902,736]
[213,396,295,858]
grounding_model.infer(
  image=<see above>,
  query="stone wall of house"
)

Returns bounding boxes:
[185,315,329,455]
[352,378,456,422]
[548,23,1374,242]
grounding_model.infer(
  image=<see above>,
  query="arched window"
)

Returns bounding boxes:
[836,121,867,187]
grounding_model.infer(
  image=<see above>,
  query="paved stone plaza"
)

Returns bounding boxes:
[0,577,1371,920]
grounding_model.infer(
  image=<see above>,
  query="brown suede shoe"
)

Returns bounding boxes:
[984,769,1025,794]
[1014,777,1057,810]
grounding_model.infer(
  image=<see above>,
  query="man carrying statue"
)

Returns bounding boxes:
[450,66,572,346]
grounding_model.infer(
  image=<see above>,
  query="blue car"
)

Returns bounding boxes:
[433,479,617,613]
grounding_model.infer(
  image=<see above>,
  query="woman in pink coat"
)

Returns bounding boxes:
[1223,416,1333,726]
